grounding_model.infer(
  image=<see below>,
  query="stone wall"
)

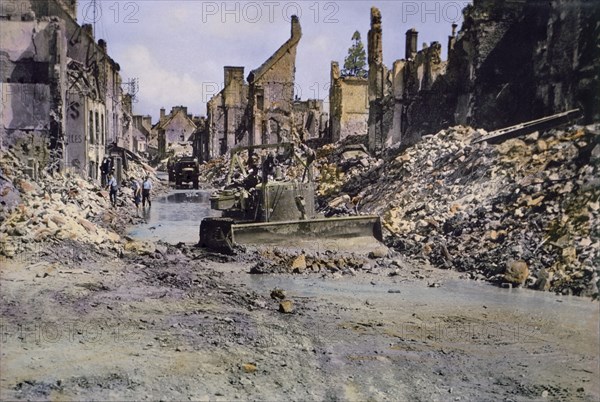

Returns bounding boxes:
[329,62,369,142]
[203,66,249,160]
[292,99,328,142]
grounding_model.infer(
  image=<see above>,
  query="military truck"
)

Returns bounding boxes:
[172,156,200,189]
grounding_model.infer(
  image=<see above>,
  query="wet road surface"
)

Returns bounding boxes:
[127,189,220,244]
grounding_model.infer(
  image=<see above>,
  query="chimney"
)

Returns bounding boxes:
[447,23,458,58]
[330,61,340,82]
[82,23,94,39]
[291,15,301,39]
[98,39,107,53]
[160,108,166,121]
[405,28,418,60]
[224,66,244,87]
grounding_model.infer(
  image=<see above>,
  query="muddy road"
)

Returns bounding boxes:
[1,188,598,401]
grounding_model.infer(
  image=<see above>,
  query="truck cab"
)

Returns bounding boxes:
[172,156,199,189]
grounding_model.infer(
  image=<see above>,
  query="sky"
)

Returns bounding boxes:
[77,0,471,122]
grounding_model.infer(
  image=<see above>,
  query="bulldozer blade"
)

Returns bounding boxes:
[230,215,384,253]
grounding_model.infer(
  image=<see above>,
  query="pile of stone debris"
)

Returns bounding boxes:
[199,155,230,188]
[0,150,161,259]
[313,139,381,215]
[318,125,599,296]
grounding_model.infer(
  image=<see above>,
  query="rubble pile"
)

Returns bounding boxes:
[0,150,161,259]
[198,148,312,188]
[314,142,382,215]
[246,247,404,276]
[199,155,230,187]
[318,125,599,296]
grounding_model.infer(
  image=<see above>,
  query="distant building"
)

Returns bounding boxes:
[132,115,152,155]
[153,106,200,158]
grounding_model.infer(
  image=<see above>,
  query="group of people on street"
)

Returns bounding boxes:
[104,170,153,216]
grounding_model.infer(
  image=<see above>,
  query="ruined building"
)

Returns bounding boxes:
[199,16,327,161]
[153,106,201,158]
[362,0,599,152]
[328,62,369,142]
[292,98,329,143]
[246,16,302,146]
[203,67,249,160]
[364,7,449,151]
[1,0,135,179]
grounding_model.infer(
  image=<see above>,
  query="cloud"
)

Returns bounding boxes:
[119,44,207,117]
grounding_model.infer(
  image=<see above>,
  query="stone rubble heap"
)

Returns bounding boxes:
[314,140,381,215]
[0,150,161,259]
[318,125,599,296]
[199,155,230,188]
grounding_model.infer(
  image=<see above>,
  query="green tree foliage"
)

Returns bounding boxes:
[342,31,367,78]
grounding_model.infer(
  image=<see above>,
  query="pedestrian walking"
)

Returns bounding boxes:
[106,171,118,207]
[142,175,153,208]
[100,157,111,186]
[130,177,142,216]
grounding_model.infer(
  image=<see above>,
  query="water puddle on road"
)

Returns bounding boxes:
[243,275,598,327]
[127,189,221,244]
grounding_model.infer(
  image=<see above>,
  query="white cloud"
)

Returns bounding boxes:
[120,45,206,118]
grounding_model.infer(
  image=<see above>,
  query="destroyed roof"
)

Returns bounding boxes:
[152,108,198,131]
[247,16,302,84]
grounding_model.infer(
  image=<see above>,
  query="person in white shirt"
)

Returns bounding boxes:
[142,175,153,207]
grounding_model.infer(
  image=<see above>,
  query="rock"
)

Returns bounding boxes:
[562,247,577,264]
[368,247,388,259]
[328,194,351,209]
[278,300,294,314]
[504,260,529,285]
[77,218,97,234]
[155,243,168,255]
[534,269,554,291]
[124,240,156,254]
[49,214,66,226]
[270,288,286,300]
[291,254,307,273]
[241,363,257,373]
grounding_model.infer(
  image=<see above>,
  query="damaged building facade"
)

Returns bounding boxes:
[363,7,449,151]
[1,0,135,179]
[199,16,328,162]
[154,106,203,158]
[328,62,369,142]
[358,0,599,152]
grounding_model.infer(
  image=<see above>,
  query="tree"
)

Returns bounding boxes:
[342,31,367,78]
